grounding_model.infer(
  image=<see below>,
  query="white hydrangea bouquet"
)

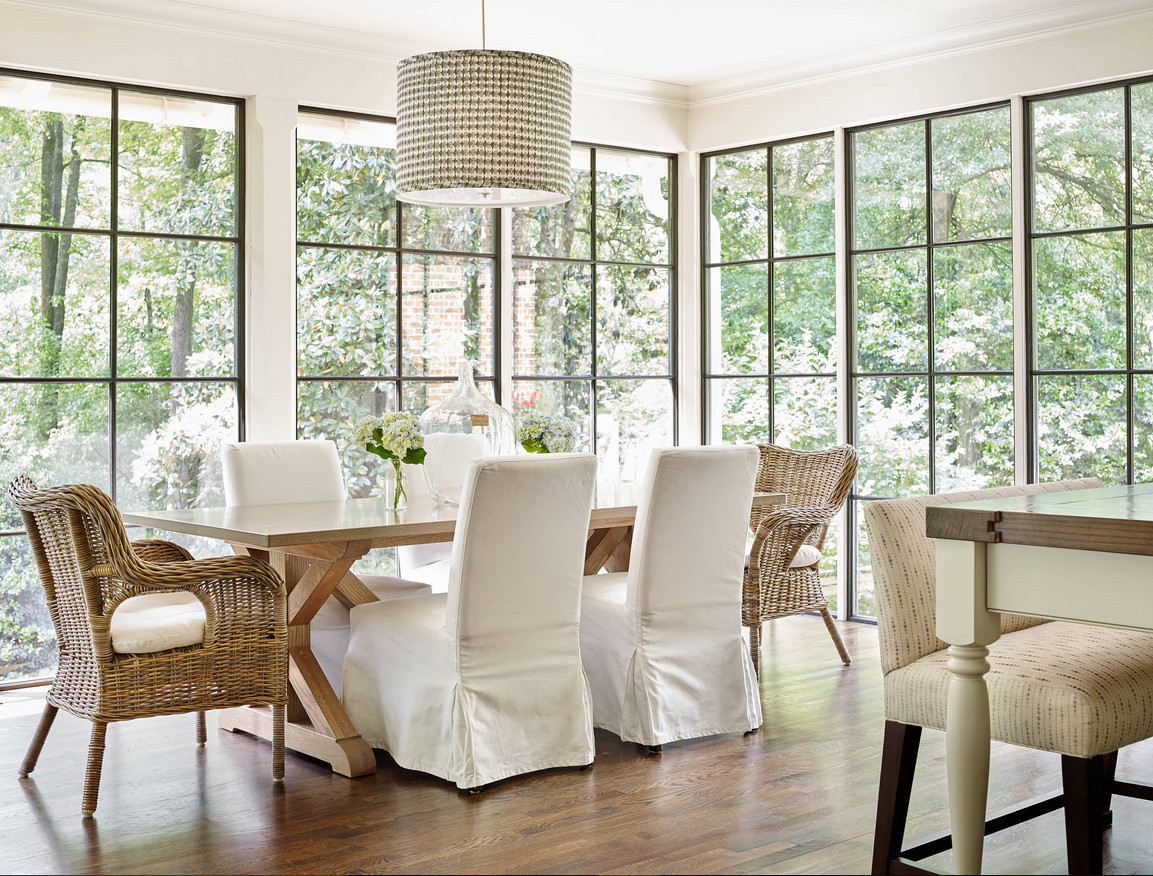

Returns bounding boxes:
[353,411,426,510]
[517,410,578,454]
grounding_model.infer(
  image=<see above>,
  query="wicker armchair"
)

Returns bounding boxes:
[8,477,288,817]
[744,443,858,675]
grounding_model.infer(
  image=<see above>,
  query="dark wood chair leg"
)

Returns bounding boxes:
[1102,750,1118,822]
[872,720,921,875]
[1062,754,1106,875]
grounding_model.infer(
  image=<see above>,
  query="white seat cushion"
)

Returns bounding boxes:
[744,542,821,570]
[110,591,206,654]
[399,558,452,593]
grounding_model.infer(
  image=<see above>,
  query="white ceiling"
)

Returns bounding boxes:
[16,0,1153,101]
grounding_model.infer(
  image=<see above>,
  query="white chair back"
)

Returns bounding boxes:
[628,446,758,624]
[221,439,346,505]
[445,453,598,666]
[398,461,451,570]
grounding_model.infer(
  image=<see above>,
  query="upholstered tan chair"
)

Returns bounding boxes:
[579,446,762,750]
[744,443,858,675]
[8,477,287,817]
[343,453,599,791]
[865,478,1153,875]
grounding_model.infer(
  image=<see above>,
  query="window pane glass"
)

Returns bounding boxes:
[1034,232,1126,371]
[1031,88,1125,233]
[931,107,1012,242]
[117,238,235,379]
[1136,229,1153,369]
[1036,374,1126,483]
[1133,375,1153,483]
[596,378,674,483]
[854,502,875,618]
[596,266,671,376]
[297,379,397,495]
[512,259,592,377]
[296,113,397,248]
[708,264,767,374]
[511,147,592,259]
[0,230,109,378]
[297,246,395,378]
[854,250,928,373]
[774,376,837,449]
[402,205,493,253]
[0,75,112,230]
[1133,83,1153,225]
[707,150,768,263]
[511,379,593,452]
[934,375,1014,491]
[853,121,926,250]
[933,241,1013,372]
[708,376,770,444]
[402,378,496,419]
[1,532,58,683]
[774,256,836,373]
[856,376,930,496]
[400,256,494,378]
[0,383,110,492]
[773,136,834,257]
[116,381,238,511]
[596,150,671,265]
[118,92,238,237]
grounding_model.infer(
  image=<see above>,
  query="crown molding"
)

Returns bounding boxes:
[687,0,1153,108]
[3,0,1151,112]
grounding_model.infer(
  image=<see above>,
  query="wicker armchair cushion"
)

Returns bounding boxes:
[885,621,1153,759]
[743,542,820,571]
[109,591,206,654]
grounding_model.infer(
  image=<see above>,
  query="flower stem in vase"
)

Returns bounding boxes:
[391,459,407,511]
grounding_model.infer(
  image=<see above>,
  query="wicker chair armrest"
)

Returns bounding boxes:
[130,539,195,564]
[747,504,840,581]
[107,554,285,597]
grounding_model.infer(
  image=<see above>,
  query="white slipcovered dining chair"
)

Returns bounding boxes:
[395,461,452,592]
[865,479,1153,875]
[342,452,599,791]
[579,445,762,750]
[220,439,431,692]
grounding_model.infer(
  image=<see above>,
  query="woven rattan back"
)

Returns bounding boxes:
[750,444,858,544]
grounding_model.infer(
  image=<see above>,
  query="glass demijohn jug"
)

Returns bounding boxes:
[418,360,515,504]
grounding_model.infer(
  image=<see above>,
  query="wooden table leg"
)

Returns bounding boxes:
[935,538,1001,874]
[585,526,632,575]
[220,542,377,778]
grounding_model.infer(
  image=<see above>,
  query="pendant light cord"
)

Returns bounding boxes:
[481,0,486,50]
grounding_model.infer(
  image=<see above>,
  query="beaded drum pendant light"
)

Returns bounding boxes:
[395,0,573,207]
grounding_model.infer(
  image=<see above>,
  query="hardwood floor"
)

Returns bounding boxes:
[3,615,1153,875]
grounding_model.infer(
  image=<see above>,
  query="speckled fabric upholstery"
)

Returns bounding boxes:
[865,479,1153,758]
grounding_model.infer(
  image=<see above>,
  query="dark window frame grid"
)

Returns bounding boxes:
[509,142,679,448]
[0,67,246,536]
[294,105,501,412]
[1024,74,1153,485]
[699,131,838,444]
[844,100,1013,620]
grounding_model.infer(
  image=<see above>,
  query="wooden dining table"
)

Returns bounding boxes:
[926,482,1153,874]
[123,484,784,778]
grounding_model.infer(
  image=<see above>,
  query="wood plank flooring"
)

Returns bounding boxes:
[3,615,1153,874]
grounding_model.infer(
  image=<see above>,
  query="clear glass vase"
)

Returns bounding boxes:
[418,360,515,505]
